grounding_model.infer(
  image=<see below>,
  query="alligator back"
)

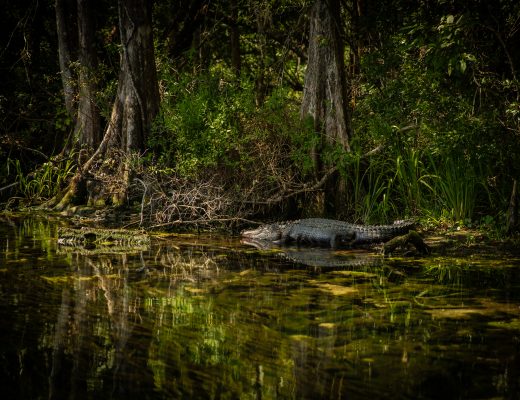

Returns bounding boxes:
[349,220,415,244]
[282,218,355,247]
[283,218,414,246]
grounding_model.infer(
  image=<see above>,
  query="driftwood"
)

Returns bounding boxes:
[383,230,430,256]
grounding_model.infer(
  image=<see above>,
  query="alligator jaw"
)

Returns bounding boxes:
[241,222,286,241]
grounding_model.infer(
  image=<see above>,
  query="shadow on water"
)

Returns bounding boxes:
[1,214,520,399]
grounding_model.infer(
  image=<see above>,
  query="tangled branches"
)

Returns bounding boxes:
[131,170,239,229]
[127,131,328,229]
[55,118,335,230]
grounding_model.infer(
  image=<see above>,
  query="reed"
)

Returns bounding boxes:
[341,151,396,223]
[429,156,477,222]
[392,148,436,215]
[10,155,76,203]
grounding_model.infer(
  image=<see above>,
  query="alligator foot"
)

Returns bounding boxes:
[383,230,430,256]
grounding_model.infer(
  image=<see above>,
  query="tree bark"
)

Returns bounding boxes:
[76,0,101,148]
[106,0,159,154]
[55,0,77,121]
[165,0,206,60]
[254,6,269,106]
[301,0,350,154]
[507,179,518,234]
[229,0,241,79]
[300,0,351,214]
[54,0,159,210]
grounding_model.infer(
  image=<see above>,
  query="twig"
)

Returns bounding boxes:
[134,177,148,227]
[147,217,259,230]
[0,181,19,192]
[248,166,338,205]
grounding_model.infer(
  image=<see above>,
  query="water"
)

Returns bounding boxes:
[1,214,520,399]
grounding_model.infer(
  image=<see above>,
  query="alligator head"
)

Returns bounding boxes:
[241,222,288,241]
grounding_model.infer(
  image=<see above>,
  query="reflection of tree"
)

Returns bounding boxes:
[48,287,71,398]
[43,243,239,398]
[89,257,134,397]
[46,252,152,398]
[141,245,299,398]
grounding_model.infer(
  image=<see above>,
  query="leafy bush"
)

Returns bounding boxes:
[147,69,318,219]
[151,70,315,171]
[150,73,248,175]
[349,28,508,225]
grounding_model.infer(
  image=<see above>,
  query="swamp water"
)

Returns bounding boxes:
[1,214,519,399]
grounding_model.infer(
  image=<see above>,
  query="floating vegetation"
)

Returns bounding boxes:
[425,307,487,320]
[488,318,520,331]
[318,322,336,330]
[41,275,71,284]
[311,282,359,296]
[41,274,119,284]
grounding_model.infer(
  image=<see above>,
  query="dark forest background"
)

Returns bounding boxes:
[1,0,519,232]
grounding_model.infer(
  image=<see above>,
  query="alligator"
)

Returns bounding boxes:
[241,218,415,248]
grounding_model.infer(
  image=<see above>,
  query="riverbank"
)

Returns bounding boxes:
[423,227,520,258]
[3,207,519,259]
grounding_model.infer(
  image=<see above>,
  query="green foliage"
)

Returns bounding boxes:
[2,0,519,229]
[350,15,510,226]
[150,73,252,175]
[9,155,76,203]
[408,13,477,78]
[392,148,435,215]
[150,70,314,178]
[428,157,478,222]
[338,151,395,223]
[53,101,74,134]
[288,115,320,175]
[357,163,395,223]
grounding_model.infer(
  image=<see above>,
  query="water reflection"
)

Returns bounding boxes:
[0,214,519,399]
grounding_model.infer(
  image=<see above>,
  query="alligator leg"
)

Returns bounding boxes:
[383,230,430,255]
[335,232,356,248]
[329,234,338,248]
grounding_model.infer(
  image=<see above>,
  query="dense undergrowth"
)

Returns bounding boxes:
[3,4,519,236]
[124,59,512,233]
[4,60,516,235]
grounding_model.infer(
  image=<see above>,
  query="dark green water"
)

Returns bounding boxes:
[1,214,520,399]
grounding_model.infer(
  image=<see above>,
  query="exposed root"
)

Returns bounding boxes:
[383,230,430,256]
[47,127,337,229]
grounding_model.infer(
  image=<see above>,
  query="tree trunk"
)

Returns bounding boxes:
[507,179,518,234]
[300,0,351,214]
[165,0,206,60]
[76,0,101,148]
[349,0,363,78]
[254,6,269,106]
[229,0,241,79]
[301,0,350,153]
[54,0,159,210]
[92,0,159,206]
[55,0,77,121]
[106,0,159,154]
